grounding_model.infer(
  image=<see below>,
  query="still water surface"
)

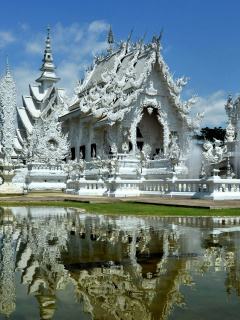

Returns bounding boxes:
[0,207,240,320]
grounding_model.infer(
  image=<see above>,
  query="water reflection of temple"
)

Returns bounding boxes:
[0,208,240,319]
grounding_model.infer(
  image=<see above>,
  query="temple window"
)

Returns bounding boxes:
[71,147,75,160]
[137,141,144,151]
[80,145,85,159]
[91,143,96,157]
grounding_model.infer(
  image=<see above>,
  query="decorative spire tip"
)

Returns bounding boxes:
[6,54,10,75]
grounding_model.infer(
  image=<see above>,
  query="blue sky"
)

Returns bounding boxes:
[1,0,240,127]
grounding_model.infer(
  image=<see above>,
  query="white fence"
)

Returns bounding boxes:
[65,177,240,200]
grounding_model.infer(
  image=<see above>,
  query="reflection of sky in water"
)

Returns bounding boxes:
[0,207,240,319]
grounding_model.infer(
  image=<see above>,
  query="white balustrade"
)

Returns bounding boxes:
[65,157,240,199]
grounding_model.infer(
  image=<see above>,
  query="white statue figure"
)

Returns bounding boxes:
[176,76,189,87]
[225,121,235,142]
[146,81,157,95]
[122,142,129,153]
[142,143,152,159]
[168,135,180,166]
[203,138,227,164]
[192,110,205,132]
[111,143,118,154]
[199,161,207,179]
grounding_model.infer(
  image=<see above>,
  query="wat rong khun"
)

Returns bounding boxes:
[0,26,239,200]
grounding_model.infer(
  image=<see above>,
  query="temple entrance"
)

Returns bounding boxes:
[137,108,164,158]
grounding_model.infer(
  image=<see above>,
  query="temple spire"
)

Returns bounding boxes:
[45,25,51,53]
[6,54,10,75]
[107,25,115,45]
[36,25,60,86]
[107,25,115,54]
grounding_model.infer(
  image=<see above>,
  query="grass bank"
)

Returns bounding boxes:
[0,201,240,216]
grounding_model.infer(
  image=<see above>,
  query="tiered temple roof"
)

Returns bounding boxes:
[61,27,203,133]
[16,26,66,147]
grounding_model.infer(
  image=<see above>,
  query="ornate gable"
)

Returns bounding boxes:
[67,30,204,132]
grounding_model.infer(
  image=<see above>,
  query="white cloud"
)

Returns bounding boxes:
[194,90,227,128]
[18,23,29,31]
[52,21,109,61]
[163,45,172,54]
[25,41,44,55]
[88,20,109,34]
[0,31,16,48]
[57,61,85,97]
[12,64,39,106]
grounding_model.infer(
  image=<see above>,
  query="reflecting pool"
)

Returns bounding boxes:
[0,207,240,319]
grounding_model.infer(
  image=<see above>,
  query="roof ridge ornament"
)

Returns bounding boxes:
[140,30,147,43]
[152,31,156,43]
[127,28,134,43]
[126,27,134,53]
[156,27,164,44]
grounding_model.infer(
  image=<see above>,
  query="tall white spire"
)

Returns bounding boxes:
[0,55,17,163]
[6,54,10,75]
[36,25,60,85]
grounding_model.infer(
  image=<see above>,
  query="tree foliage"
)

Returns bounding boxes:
[193,126,226,142]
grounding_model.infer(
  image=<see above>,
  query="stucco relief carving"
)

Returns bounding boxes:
[21,112,70,164]
[146,81,157,96]
[140,97,158,109]
[157,111,170,155]
[72,41,159,127]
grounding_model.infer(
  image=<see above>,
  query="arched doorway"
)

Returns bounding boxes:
[137,108,164,158]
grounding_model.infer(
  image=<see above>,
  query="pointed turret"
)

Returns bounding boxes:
[107,25,115,45]
[107,25,115,54]
[36,25,60,87]
[6,54,10,76]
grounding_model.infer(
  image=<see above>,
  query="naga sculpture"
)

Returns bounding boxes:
[203,138,227,164]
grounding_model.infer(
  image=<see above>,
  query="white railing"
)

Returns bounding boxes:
[28,163,63,171]
[66,179,106,195]
[65,176,240,199]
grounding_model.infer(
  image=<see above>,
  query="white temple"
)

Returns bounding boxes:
[59,27,206,197]
[12,26,69,190]
[61,28,202,163]
[1,25,240,199]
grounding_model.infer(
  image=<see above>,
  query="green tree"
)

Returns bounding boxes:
[193,126,226,143]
